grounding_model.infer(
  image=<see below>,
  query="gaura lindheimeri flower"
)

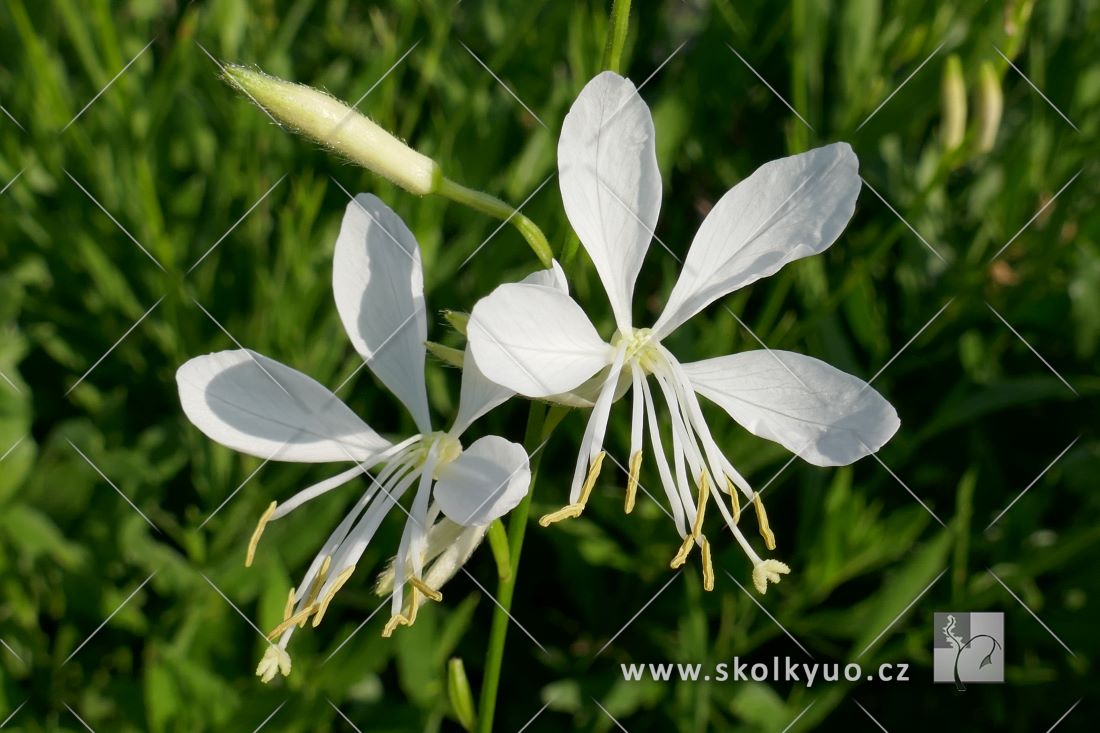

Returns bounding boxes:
[466,72,900,595]
[177,194,542,681]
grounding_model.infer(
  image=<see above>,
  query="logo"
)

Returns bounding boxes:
[933,612,1004,689]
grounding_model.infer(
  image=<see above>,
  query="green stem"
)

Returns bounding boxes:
[436,176,553,268]
[476,403,549,733]
[602,0,632,74]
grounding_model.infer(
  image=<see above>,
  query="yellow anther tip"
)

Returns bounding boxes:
[305,555,333,606]
[246,500,278,568]
[577,452,606,506]
[539,504,583,527]
[410,577,443,602]
[690,473,710,539]
[310,564,356,628]
[670,534,694,569]
[753,492,776,550]
[625,451,643,514]
[725,478,742,522]
[382,614,408,638]
[267,605,315,640]
[701,539,714,592]
[283,587,296,622]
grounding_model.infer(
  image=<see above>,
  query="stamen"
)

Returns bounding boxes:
[283,587,296,622]
[625,450,643,514]
[726,478,741,523]
[304,555,332,607]
[701,538,715,591]
[267,606,315,640]
[382,614,408,637]
[638,371,688,536]
[410,577,442,602]
[539,451,605,526]
[578,451,605,506]
[381,579,440,637]
[670,534,694,569]
[753,492,776,550]
[538,504,584,526]
[246,501,277,568]
[311,564,356,627]
[691,473,710,539]
[405,588,421,626]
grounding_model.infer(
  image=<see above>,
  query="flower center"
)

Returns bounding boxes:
[613,327,662,373]
[421,431,462,478]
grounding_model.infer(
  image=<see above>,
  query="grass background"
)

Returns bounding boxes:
[1,0,1097,731]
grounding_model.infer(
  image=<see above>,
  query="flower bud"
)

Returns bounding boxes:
[447,658,477,731]
[443,310,470,336]
[940,54,966,151]
[975,61,1003,154]
[426,340,465,368]
[223,65,439,195]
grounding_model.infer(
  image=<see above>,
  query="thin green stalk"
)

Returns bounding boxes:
[476,403,549,733]
[602,0,632,74]
[436,176,553,268]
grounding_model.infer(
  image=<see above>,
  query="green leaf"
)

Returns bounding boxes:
[850,528,953,658]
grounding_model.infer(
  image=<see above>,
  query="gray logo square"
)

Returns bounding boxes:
[933,612,1004,687]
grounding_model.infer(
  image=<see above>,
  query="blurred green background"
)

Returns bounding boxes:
[1,0,1097,731]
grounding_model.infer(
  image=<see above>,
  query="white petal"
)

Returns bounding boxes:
[434,436,531,526]
[653,143,860,337]
[559,71,661,331]
[518,259,569,293]
[177,349,390,463]
[333,193,431,432]
[451,262,570,432]
[468,283,611,398]
[451,346,514,437]
[682,350,899,466]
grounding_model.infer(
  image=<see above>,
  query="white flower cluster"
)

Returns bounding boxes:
[178,71,898,682]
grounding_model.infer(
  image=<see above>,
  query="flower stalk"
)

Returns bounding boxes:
[436,177,553,267]
[603,0,632,74]
[476,402,549,733]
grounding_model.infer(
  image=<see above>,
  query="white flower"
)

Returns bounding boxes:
[466,72,900,594]
[178,194,543,680]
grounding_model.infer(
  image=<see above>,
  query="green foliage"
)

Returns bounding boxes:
[1,0,1097,731]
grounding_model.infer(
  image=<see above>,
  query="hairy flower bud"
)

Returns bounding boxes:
[940,54,966,151]
[975,62,1003,154]
[223,65,439,195]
